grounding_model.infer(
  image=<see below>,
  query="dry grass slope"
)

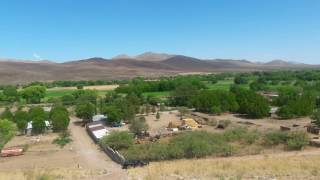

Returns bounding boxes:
[129,151,320,180]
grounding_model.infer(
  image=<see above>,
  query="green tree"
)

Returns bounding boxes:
[0,119,17,150]
[234,75,249,84]
[1,107,14,122]
[61,94,75,106]
[101,105,122,123]
[29,107,47,134]
[129,117,149,135]
[75,102,95,123]
[14,110,29,132]
[3,86,19,102]
[232,87,270,118]
[21,86,46,104]
[50,106,70,132]
[100,131,134,150]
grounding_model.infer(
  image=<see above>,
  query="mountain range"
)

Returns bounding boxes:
[0,52,318,84]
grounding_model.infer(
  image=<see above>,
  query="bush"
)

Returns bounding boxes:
[100,131,134,150]
[287,131,309,150]
[263,131,289,146]
[122,131,233,161]
[263,131,309,150]
[52,131,72,148]
[223,127,260,144]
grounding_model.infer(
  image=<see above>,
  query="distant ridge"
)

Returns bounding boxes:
[0,52,319,84]
[264,59,299,66]
[112,52,174,61]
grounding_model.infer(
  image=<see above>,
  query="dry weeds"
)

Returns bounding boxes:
[129,151,320,180]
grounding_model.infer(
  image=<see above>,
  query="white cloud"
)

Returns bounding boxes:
[33,53,42,60]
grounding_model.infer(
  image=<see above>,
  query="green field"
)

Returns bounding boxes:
[45,89,113,99]
[44,80,288,100]
[206,80,249,90]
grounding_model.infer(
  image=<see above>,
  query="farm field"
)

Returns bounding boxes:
[46,89,113,99]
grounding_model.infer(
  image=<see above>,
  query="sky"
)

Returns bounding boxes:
[0,0,319,64]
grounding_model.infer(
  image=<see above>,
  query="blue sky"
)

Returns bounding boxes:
[0,0,319,63]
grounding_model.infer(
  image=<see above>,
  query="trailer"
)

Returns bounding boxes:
[1,147,24,157]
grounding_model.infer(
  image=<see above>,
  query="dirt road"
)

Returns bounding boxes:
[69,117,128,180]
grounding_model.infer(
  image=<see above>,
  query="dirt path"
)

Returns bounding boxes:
[69,117,128,180]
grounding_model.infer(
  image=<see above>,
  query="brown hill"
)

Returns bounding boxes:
[0,55,318,84]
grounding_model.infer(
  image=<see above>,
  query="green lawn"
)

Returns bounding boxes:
[45,89,113,99]
[206,80,249,91]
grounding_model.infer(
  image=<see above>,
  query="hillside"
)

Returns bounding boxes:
[0,53,318,84]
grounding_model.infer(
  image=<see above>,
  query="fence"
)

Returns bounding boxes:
[86,125,126,165]
[100,144,126,165]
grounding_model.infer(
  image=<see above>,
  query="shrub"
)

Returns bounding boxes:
[100,131,134,150]
[287,131,309,150]
[123,131,234,161]
[223,127,260,144]
[52,131,72,148]
[263,131,309,150]
[263,131,289,146]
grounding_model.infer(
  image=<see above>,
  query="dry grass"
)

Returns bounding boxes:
[129,152,320,180]
[0,168,109,180]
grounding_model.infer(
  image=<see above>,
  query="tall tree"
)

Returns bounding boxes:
[21,86,46,104]
[29,107,47,134]
[75,102,95,123]
[14,110,29,133]
[50,106,70,132]
[129,117,149,136]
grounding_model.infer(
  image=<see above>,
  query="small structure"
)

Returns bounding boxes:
[92,114,107,122]
[1,147,24,157]
[181,118,199,129]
